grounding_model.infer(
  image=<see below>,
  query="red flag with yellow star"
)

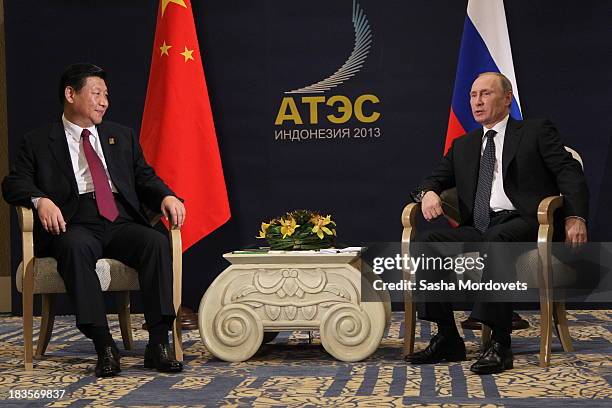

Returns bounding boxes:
[140,0,230,251]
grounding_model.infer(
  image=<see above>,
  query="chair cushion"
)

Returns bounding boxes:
[516,249,577,288]
[16,258,140,294]
[454,250,576,288]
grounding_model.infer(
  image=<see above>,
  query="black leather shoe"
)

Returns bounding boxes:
[470,340,513,374]
[144,343,183,372]
[405,334,466,364]
[95,346,121,377]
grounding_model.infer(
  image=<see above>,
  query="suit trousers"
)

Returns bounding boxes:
[412,211,538,332]
[36,194,175,329]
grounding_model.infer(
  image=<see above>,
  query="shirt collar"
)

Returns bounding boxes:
[482,114,510,138]
[62,114,97,143]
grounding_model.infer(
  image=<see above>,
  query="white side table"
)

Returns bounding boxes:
[198,251,391,362]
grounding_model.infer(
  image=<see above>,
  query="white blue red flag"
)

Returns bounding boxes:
[444,0,522,153]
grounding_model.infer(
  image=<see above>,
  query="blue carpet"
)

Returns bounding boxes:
[0,311,611,407]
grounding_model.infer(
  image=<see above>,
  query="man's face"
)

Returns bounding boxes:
[64,76,109,127]
[470,74,511,128]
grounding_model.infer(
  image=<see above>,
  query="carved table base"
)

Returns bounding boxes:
[198,252,391,362]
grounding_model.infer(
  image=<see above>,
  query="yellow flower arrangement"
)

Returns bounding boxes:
[280,217,300,238]
[257,210,337,250]
[310,214,335,239]
[258,222,270,238]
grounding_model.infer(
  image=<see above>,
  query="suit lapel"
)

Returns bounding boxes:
[464,128,483,207]
[96,122,121,188]
[48,122,78,196]
[502,117,523,179]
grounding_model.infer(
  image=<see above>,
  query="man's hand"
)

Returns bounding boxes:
[565,217,587,248]
[37,198,66,235]
[421,191,444,221]
[161,196,186,228]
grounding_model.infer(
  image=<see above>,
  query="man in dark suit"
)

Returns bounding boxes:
[2,63,186,377]
[406,72,588,374]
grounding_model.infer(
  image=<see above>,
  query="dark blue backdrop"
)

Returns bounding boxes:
[5,1,612,313]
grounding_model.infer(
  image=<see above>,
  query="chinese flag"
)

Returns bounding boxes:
[140,0,230,251]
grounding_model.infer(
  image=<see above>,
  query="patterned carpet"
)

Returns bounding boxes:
[0,311,611,407]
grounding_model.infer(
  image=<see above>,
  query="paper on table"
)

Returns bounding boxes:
[319,247,364,253]
[233,248,269,254]
[267,250,318,254]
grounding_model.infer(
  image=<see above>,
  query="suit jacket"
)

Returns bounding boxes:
[414,118,589,227]
[2,120,175,245]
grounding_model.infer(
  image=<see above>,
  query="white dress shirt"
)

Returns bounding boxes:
[62,115,117,194]
[32,115,116,209]
[480,114,516,212]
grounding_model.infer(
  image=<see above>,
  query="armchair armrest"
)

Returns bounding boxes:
[537,196,564,243]
[17,205,34,233]
[16,206,34,280]
[401,202,420,244]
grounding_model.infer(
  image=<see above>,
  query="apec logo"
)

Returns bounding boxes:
[274,0,382,142]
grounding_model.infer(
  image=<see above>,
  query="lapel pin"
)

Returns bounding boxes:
[109,137,115,145]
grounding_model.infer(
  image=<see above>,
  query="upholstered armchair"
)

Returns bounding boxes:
[402,147,582,367]
[15,206,183,370]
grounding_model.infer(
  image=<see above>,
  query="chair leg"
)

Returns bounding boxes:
[553,302,574,352]
[402,301,416,357]
[22,267,34,371]
[172,309,183,362]
[481,324,492,349]
[23,300,34,370]
[116,291,134,351]
[537,238,554,368]
[35,294,55,358]
[539,296,553,367]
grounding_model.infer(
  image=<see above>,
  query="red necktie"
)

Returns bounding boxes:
[81,129,119,221]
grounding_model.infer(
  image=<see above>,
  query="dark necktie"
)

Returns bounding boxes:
[81,129,119,222]
[473,129,497,232]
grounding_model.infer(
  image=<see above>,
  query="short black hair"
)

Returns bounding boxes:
[58,63,106,105]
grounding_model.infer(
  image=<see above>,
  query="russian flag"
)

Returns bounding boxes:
[445,0,522,154]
